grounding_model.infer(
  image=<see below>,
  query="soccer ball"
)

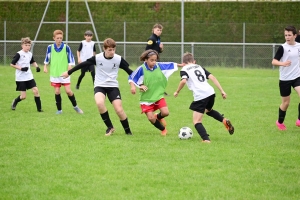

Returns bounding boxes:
[178,127,193,139]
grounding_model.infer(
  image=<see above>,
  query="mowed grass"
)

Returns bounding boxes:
[0,65,300,199]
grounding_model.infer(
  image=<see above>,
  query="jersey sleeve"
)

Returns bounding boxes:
[119,58,133,75]
[66,45,75,66]
[77,42,83,51]
[93,44,96,53]
[274,46,284,61]
[44,45,52,64]
[203,67,211,79]
[145,39,154,50]
[11,53,20,65]
[30,56,36,64]
[128,66,144,86]
[157,62,178,79]
[180,70,189,79]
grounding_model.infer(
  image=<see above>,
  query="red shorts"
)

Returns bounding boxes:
[51,82,71,88]
[140,98,167,113]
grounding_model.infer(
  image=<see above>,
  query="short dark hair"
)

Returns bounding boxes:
[84,30,93,36]
[285,26,297,35]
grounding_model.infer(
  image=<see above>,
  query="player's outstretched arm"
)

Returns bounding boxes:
[174,79,186,97]
[208,74,227,99]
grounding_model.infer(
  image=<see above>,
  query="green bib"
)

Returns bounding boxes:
[50,44,68,77]
[140,64,167,102]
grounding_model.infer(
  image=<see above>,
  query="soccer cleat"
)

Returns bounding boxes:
[296,119,300,127]
[164,92,169,96]
[56,110,62,114]
[105,127,115,136]
[276,120,286,130]
[161,128,168,136]
[202,140,211,143]
[37,109,44,112]
[126,132,133,136]
[74,106,83,114]
[223,118,234,135]
[11,99,17,110]
[155,113,167,127]
[76,85,79,90]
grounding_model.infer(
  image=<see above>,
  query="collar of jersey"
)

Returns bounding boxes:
[54,42,65,52]
[144,62,157,70]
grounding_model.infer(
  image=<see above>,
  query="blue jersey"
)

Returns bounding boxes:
[44,42,75,65]
[129,62,178,86]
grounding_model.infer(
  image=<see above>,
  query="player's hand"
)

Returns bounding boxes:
[61,71,69,79]
[21,67,29,72]
[78,59,82,64]
[43,65,48,73]
[221,91,227,99]
[283,60,291,67]
[174,91,179,97]
[36,66,40,72]
[140,85,148,92]
[130,86,136,94]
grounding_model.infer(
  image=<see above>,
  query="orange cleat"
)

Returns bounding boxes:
[161,128,168,136]
[223,118,234,135]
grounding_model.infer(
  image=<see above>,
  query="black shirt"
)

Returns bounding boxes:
[145,33,162,53]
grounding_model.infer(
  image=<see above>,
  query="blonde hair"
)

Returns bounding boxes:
[53,30,63,37]
[182,52,194,64]
[153,23,163,30]
[103,38,116,49]
[21,37,31,45]
[140,49,159,61]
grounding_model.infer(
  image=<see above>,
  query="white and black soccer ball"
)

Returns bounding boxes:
[178,127,193,139]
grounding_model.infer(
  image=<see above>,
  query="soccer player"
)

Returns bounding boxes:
[43,29,83,114]
[129,49,180,136]
[173,52,234,143]
[61,38,133,136]
[272,25,300,130]
[10,37,42,112]
[145,23,169,96]
[75,30,96,89]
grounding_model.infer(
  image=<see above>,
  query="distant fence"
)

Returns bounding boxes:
[0,40,279,69]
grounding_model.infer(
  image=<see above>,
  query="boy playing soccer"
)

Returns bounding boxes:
[10,37,42,112]
[174,52,234,143]
[76,30,96,89]
[61,38,133,136]
[43,29,83,114]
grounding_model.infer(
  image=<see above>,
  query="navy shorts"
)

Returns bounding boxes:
[279,76,300,97]
[16,79,37,91]
[189,94,215,114]
[94,87,121,103]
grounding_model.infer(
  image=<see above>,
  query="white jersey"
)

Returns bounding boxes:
[79,40,95,61]
[14,50,34,81]
[94,53,122,87]
[277,42,300,80]
[180,64,215,101]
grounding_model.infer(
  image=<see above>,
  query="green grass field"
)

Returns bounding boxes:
[0,65,299,199]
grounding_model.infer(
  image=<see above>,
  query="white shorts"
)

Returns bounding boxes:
[50,76,71,84]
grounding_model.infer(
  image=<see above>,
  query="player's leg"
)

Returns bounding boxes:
[53,84,63,114]
[11,81,26,110]
[145,111,167,135]
[95,87,114,136]
[32,86,42,112]
[155,98,168,127]
[64,84,83,114]
[76,68,86,89]
[193,112,210,142]
[109,88,132,135]
[205,94,234,135]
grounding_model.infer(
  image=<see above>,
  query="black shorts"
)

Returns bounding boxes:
[189,94,215,113]
[16,79,37,91]
[81,65,94,73]
[279,77,300,97]
[94,87,121,103]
